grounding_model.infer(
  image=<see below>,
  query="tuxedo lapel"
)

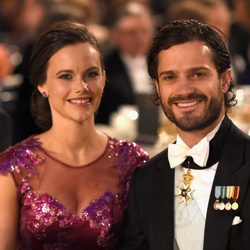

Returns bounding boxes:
[204,119,250,250]
[150,150,175,249]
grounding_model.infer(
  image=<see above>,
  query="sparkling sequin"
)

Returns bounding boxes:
[0,136,149,249]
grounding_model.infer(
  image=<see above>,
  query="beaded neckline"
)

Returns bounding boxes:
[39,136,111,169]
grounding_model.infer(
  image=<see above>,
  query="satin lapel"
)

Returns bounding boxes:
[153,150,175,249]
[204,121,250,250]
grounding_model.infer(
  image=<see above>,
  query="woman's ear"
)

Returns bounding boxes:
[37,84,48,97]
[102,70,106,89]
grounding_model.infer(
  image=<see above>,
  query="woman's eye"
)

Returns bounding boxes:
[85,70,99,79]
[59,74,73,80]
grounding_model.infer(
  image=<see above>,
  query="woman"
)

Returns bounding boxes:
[0,21,148,249]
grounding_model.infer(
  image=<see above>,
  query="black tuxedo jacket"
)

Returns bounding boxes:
[119,117,250,250]
[96,50,135,124]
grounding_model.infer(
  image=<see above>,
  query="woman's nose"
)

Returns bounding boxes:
[75,78,89,92]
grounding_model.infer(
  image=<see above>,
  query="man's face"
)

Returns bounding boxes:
[112,15,154,57]
[154,40,231,132]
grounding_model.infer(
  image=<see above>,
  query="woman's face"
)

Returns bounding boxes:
[38,42,105,126]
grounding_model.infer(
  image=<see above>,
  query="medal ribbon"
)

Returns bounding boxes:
[233,186,240,201]
[226,186,232,200]
[215,186,220,199]
[220,186,225,200]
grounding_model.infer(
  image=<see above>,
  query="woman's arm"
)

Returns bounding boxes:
[0,173,19,250]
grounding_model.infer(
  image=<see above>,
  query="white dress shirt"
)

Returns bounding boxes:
[121,53,152,94]
[174,119,223,250]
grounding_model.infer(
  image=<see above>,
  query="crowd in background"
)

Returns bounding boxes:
[0,0,249,149]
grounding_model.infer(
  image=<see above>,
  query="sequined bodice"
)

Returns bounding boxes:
[0,137,148,249]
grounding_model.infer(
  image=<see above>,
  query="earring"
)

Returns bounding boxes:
[42,92,48,98]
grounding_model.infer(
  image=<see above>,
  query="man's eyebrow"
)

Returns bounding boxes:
[188,66,210,72]
[158,70,175,77]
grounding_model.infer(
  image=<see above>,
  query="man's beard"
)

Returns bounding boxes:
[160,88,224,132]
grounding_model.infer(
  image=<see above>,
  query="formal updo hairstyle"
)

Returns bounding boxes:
[29,21,104,131]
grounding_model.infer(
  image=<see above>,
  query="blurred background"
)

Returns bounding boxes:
[0,0,249,154]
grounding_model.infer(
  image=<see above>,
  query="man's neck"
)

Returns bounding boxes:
[176,115,225,148]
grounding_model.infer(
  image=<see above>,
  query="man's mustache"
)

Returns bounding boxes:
[168,93,207,105]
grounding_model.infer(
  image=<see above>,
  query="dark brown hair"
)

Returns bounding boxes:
[29,21,104,130]
[147,19,236,108]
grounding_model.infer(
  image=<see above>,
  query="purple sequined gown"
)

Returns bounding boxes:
[0,136,148,249]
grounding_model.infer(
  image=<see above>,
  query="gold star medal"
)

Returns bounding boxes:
[176,168,195,205]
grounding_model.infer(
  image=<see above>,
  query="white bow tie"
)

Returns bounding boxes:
[168,137,210,169]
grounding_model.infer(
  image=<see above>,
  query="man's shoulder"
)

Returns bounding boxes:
[230,120,250,144]
[136,149,168,174]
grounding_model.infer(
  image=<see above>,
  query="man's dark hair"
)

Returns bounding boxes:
[147,19,236,108]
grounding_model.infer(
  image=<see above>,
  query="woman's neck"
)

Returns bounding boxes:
[38,123,108,166]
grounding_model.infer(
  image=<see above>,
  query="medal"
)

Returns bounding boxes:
[225,202,232,210]
[176,162,194,205]
[232,186,240,210]
[214,186,220,210]
[225,186,232,211]
[214,185,240,211]
[219,186,225,210]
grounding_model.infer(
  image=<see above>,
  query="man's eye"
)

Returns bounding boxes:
[162,74,175,81]
[59,74,72,80]
[193,72,206,78]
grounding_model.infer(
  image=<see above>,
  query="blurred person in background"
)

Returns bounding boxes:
[166,0,208,23]
[0,21,148,249]
[0,0,21,34]
[94,0,174,28]
[96,2,155,124]
[0,43,13,151]
[94,0,151,26]
[166,0,250,87]
[166,0,237,82]
[166,0,232,41]
[0,108,12,152]
[0,43,13,81]
[229,0,250,85]
[201,0,231,41]
[13,0,59,143]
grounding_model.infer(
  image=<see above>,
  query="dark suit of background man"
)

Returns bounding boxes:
[0,108,12,152]
[96,2,155,124]
[120,19,250,250]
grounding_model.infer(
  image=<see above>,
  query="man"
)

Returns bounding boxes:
[96,2,155,124]
[120,19,250,250]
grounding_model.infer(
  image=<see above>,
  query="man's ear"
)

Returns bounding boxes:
[221,68,232,94]
[153,79,160,95]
